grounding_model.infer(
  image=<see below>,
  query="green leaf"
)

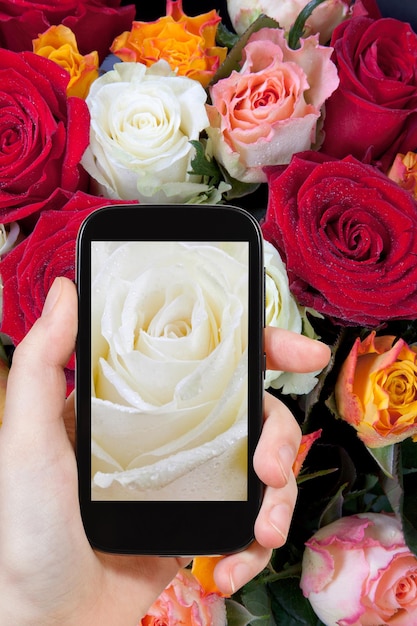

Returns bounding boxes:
[223,177,260,200]
[188,140,221,182]
[375,444,402,514]
[226,599,259,626]
[367,444,397,479]
[216,21,239,49]
[211,14,281,84]
[269,577,325,625]
[296,467,338,485]
[319,482,347,527]
[240,581,276,625]
[288,0,329,49]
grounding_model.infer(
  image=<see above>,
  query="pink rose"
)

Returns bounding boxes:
[300,513,417,626]
[206,27,338,183]
[140,568,226,626]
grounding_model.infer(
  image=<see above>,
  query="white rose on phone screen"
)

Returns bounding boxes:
[91,241,249,501]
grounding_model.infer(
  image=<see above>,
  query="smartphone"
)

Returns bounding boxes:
[76,204,264,556]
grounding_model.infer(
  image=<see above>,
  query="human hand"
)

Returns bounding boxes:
[0,277,330,625]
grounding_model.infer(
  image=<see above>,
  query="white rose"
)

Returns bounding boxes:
[227,0,349,44]
[91,241,249,500]
[264,240,320,395]
[81,61,214,204]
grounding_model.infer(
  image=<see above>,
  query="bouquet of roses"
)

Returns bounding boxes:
[0,0,417,623]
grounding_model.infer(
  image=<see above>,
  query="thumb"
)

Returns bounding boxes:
[2,277,78,439]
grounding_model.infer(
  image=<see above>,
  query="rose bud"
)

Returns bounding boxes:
[388,152,417,201]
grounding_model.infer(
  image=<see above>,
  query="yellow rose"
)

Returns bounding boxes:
[32,25,99,98]
[335,331,417,448]
[110,0,227,87]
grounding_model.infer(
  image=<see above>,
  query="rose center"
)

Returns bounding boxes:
[145,292,193,339]
[1,126,20,155]
[253,88,277,108]
[383,362,417,407]
[395,572,417,605]
[322,207,387,263]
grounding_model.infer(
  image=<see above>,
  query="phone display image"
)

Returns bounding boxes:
[76,204,264,555]
[91,240,249,501]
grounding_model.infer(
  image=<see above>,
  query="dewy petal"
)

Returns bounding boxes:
[93,420,247,501]
[91,241,249,500]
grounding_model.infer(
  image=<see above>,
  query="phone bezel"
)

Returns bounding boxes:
[76,204,264,556]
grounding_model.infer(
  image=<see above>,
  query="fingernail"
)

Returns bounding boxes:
[230,563,251,594]
[269,504,290,543]
[277,445,295,483]
[42,277,62,317]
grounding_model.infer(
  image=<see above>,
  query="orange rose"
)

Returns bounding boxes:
[110,0,227,87]
[32,25,99,98]
[335,331,417,448]
[388,151,417,200]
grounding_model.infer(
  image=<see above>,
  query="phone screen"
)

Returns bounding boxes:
[76,204,264,555]
[91,240,249,502]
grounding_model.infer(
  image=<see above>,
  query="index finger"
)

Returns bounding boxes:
[264,327,330,373]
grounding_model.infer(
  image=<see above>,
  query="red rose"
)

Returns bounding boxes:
[0,0,136,62]
[0,49,90,224]
[261,151,417,326]
[0,192,131,392]
[321,0,417,170]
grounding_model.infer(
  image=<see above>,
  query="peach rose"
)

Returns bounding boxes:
[206,27,338,182]
[32,25,98,98]
[111,0,227,88]
[140,568,226,626]
[300,513,417,626]
[335,331,417,448]
[226,0,350,44]
[388,152,417,200]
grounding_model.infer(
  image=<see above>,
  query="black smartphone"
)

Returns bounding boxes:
[76,203,264,556]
